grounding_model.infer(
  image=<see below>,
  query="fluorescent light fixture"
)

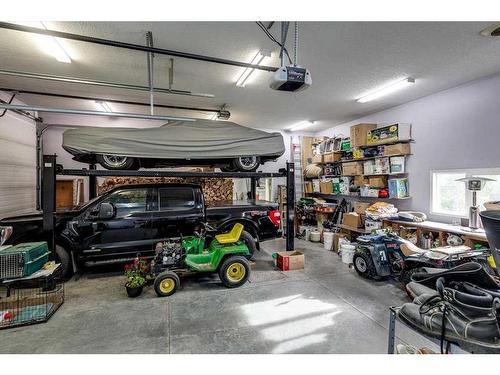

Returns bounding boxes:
[96,101,112,112]
[235,50,271,87]
[356,77,415,103]
[289,120,315,132]
[29,22,72,63]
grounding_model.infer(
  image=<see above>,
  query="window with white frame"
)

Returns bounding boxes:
[431,168,500,217]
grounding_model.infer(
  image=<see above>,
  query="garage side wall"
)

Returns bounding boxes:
[315,72,500,223]
[0,93,37,219]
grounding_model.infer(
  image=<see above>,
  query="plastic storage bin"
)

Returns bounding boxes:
[0,242,50,279]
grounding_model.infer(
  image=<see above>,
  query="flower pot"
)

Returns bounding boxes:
[126,285,143,298]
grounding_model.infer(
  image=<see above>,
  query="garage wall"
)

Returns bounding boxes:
[0,92,37,219]
[315,72,500,222]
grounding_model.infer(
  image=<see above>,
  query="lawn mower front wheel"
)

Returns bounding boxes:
[218,256,250,288]
[154,271,180,297]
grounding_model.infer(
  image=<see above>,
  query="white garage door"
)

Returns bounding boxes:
[0,106,37,219]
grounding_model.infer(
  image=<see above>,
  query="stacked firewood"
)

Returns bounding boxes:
[98,176,233,202]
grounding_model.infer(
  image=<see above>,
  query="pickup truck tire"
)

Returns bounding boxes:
[239,230,257,259]
[218,256,250,288]
[55,244,72,279]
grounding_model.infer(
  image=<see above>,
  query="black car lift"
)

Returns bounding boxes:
[41,155,296,255]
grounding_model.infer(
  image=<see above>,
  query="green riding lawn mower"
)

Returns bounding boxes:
[150,223,252,297]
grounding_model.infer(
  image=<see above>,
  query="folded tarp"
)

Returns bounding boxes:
[62,120,285,159]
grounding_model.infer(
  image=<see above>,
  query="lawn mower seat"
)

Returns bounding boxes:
[215,223,244,244]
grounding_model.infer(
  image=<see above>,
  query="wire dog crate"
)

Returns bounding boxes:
[0,276,64,329]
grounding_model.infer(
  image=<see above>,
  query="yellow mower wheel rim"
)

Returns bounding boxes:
[159,278,175,294]
[226,262,246,282]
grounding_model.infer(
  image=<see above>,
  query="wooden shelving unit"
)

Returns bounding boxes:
[382,219,489,248]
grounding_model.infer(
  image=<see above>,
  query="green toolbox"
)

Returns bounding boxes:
[0,242,50,279]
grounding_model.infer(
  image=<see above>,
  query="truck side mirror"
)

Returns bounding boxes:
[98,202,115,220]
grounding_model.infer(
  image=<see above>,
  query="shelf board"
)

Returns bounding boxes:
[304,172,408,179]
[317,153,411,165]
[306,192,412,201]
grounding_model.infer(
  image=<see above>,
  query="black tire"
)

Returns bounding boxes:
[154,271,180,297]
[353,250,381,280]
[220,165,237,172]
[401,267,427,286]
[232,156,261,172]
[55,244,72,279]
[218,256,251,288]
[239,230,258,259]
[96,154,137,170]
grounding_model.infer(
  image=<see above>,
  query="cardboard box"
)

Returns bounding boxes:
[350,123,377,147]
[342,162,363,176]
[383,143,411,156]
[368,176,387,188]
[333,233,348,253]
[354,201,371,215]
[363,160,375,175]
[354,175,369,186]
[301,136,314,166]
[312,154,324,164]
[367,123,412,145]
[390,156,406,173]
[277,251,305,271]
[323,151,341,163]
[342,212,363,228]
[319,180,333,194]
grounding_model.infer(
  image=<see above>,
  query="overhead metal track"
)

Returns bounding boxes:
[0,103,196,122]
[0,69,214,98]
[0,22,279,72]
[0,88,225,116]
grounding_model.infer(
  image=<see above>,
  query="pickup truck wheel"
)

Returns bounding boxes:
[97,154,137,170]
[232,156,260,172]
[239,230,257,259]
[55,245,72,279]
[218,256,250,288]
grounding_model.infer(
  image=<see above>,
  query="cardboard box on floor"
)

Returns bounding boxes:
[333,233,348,253]
[276,251,305,271]
[350,123,377,147]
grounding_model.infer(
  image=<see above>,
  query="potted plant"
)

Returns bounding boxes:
[124,257,149,298]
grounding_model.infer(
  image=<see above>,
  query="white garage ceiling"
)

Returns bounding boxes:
[0,21,500,131]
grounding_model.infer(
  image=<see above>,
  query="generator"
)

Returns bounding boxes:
[0,242,50,279]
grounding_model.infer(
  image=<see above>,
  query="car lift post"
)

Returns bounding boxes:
[42,154,56,252]
[88,164,97,200]
[249,177,257,200]
[285,162,295,251]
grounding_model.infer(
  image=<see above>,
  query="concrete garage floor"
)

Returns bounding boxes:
[0,239,437,354]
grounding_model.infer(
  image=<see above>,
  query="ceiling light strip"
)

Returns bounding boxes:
[356,77,415,103]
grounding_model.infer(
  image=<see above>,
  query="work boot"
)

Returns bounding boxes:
[410,262,500,290]
[398,278,500,352]
[406,281,438,301]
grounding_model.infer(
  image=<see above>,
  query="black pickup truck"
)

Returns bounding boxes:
[0,183,282,277]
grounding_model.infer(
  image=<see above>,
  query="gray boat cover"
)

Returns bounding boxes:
[62,120,285,159]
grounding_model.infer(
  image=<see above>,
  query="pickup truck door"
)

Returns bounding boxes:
[150,186,204,241]
[77,187,156,260]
